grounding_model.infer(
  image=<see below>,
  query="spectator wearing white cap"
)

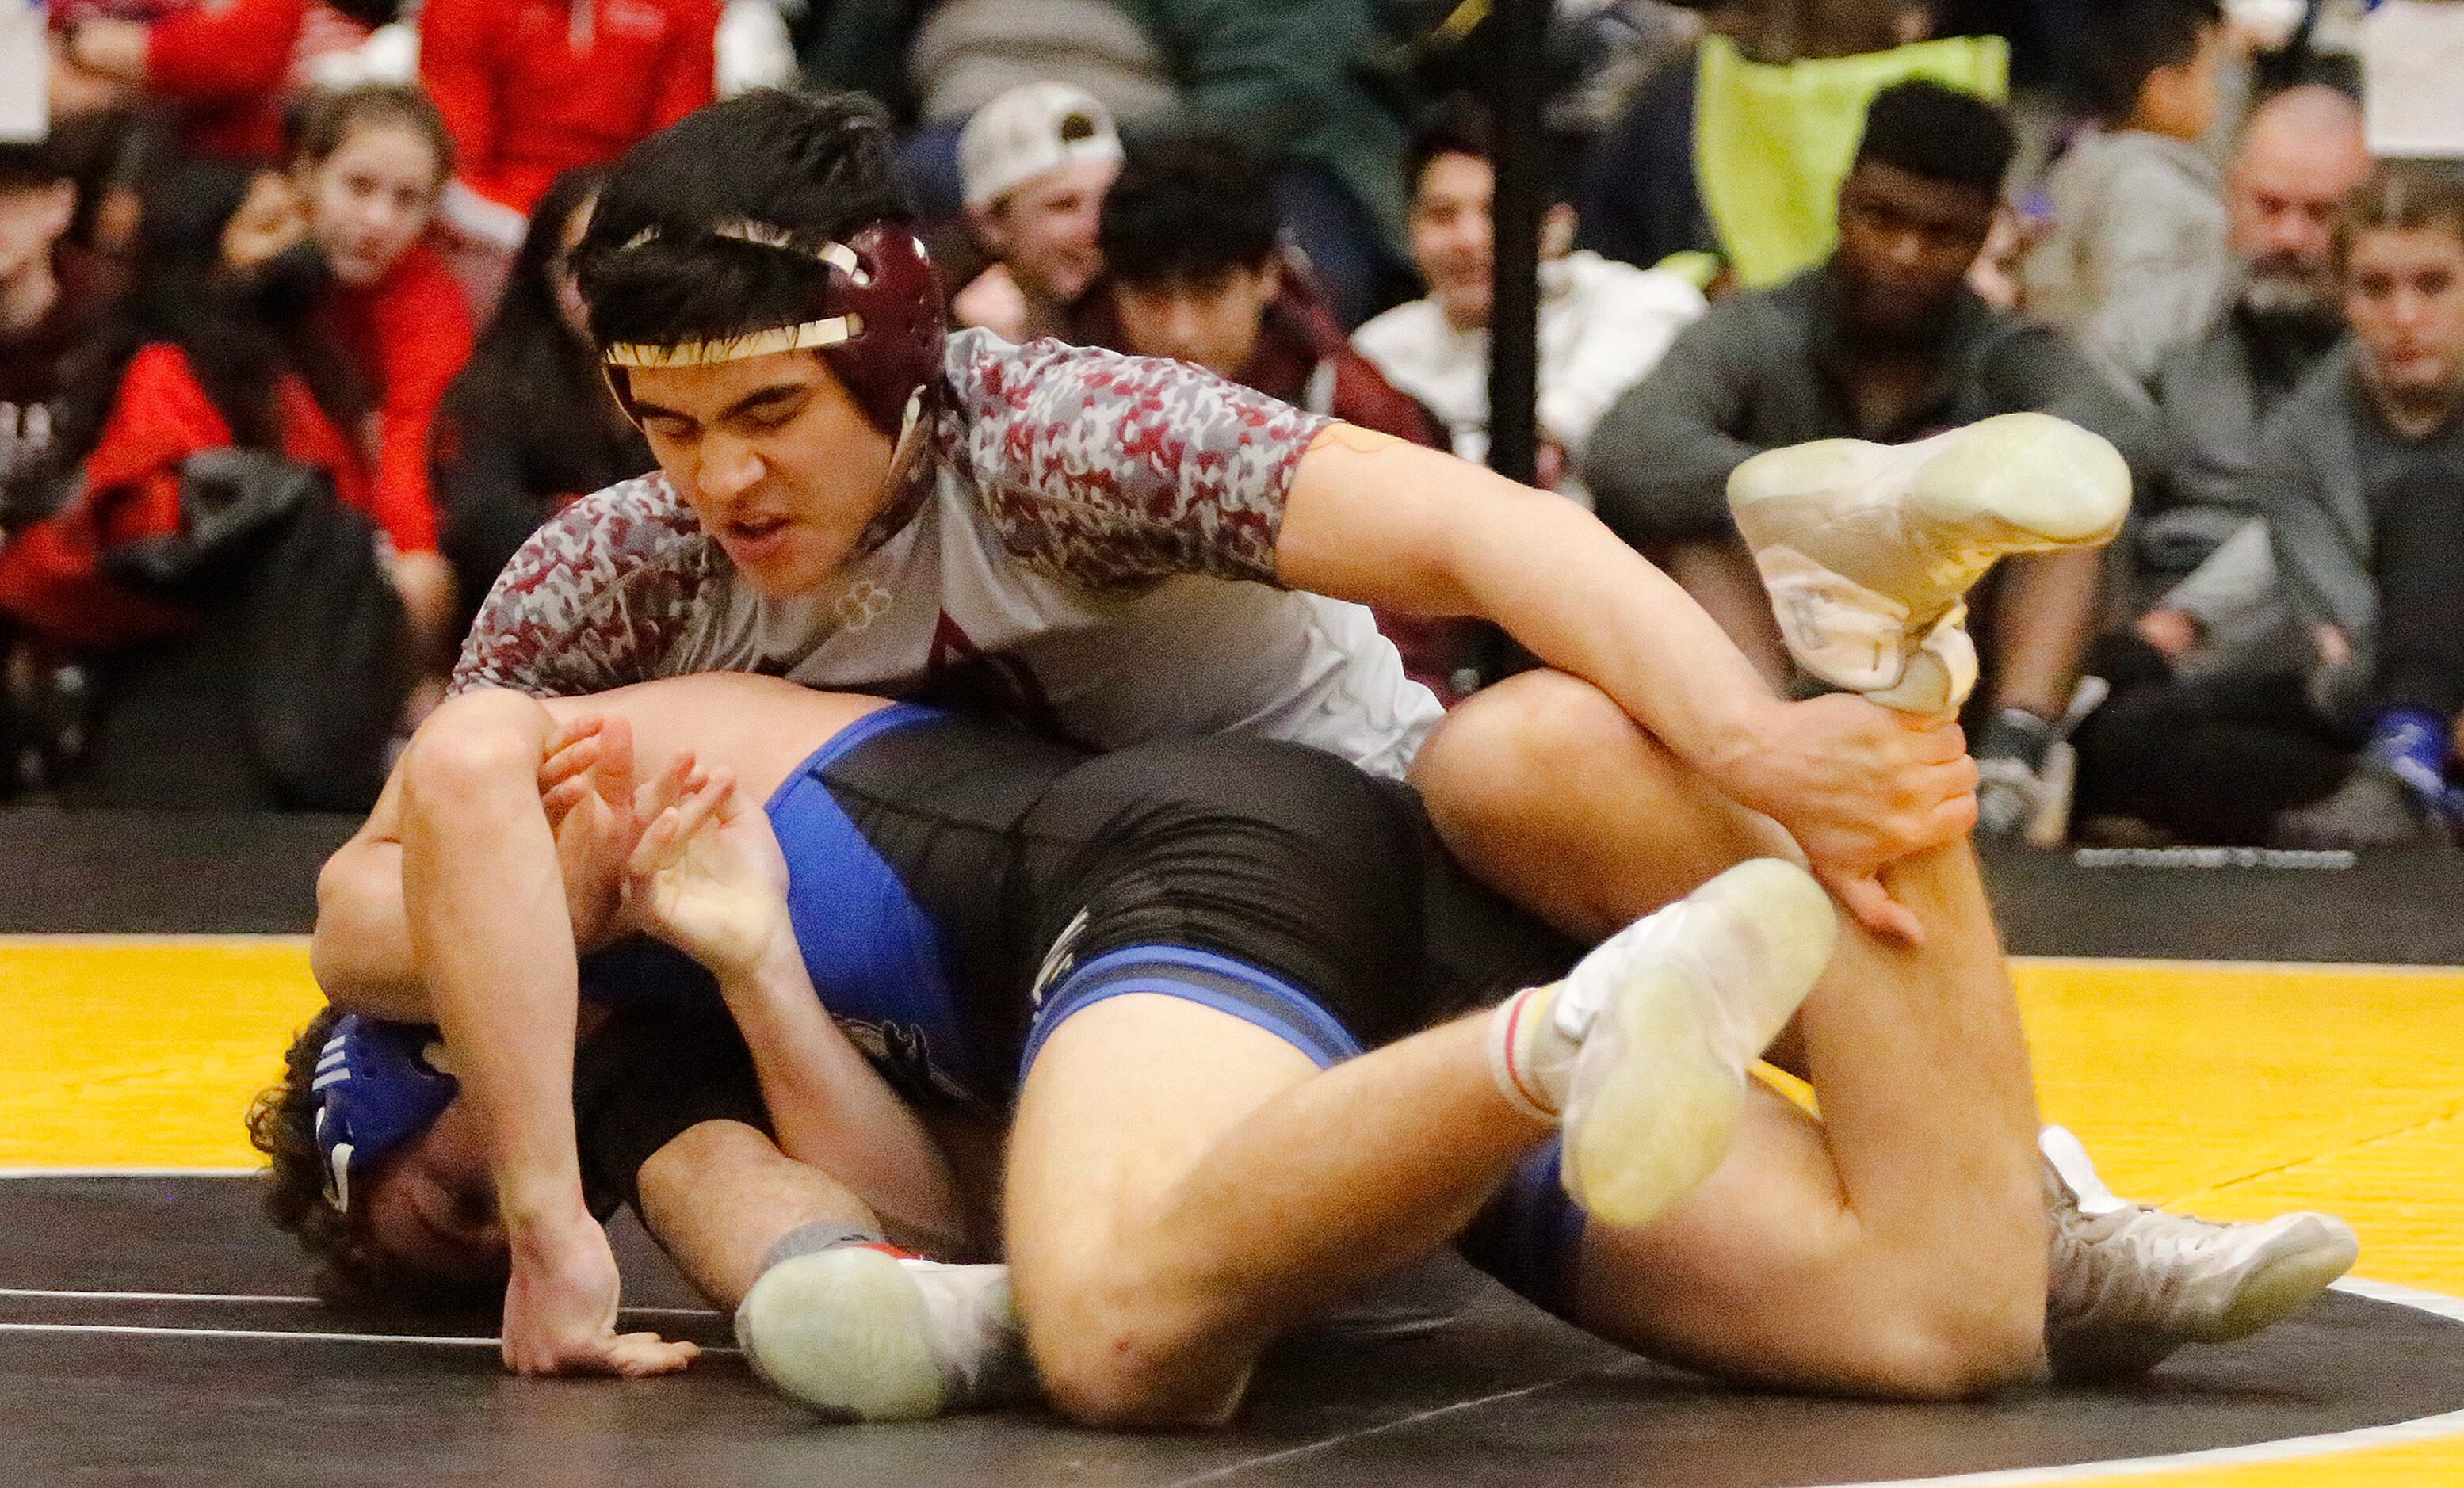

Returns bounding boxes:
[952,82,1122,343]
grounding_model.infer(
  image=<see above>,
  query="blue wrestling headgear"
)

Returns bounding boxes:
[310,1016,460,1214]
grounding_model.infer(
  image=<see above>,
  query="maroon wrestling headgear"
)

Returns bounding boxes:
[602,220,947,443]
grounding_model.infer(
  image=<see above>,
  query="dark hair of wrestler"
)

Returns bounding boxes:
[573,88,912,361]
[248,1011,502,1311]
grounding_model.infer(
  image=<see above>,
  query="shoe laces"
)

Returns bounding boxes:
[2048,1188,2261,1330]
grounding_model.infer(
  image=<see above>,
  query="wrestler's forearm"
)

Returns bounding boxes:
[716,933,967,1254]
[1279,433,1786,774]
[397,696,592,1234]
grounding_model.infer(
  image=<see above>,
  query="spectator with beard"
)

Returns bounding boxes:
[2135,84,2370,593]
[949,82,1118,345]
[431,167,651,635]
[290,82,468,670]
[1583,82,2153,836]
[2078,165,2464,848]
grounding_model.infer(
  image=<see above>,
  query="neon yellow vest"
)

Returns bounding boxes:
[1694,34,2010,289]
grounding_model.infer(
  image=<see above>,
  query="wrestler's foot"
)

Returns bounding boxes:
[1728,412,2131,714]
[1553,859,1839,1227]
[735,1247,1030,1421]
[2040,1125,2359,1381]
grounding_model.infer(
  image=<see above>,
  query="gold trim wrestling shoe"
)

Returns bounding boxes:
[2039,1124,2361,1380]
[1729,413,2130,715]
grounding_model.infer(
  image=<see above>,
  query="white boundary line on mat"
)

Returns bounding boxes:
[1832,1279,2464,1487]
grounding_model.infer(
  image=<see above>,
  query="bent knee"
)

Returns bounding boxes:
[399,689,552,802]
[1025,1285,1251,1430]
[1837,1298,2045,1402]
[1417,671,1629,798]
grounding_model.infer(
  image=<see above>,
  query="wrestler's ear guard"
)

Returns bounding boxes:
[598,222,947,444]
[310,1016,460,1213]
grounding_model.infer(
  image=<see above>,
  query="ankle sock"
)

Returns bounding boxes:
[1488,982,1582,1121]
[758,1221,900,1276]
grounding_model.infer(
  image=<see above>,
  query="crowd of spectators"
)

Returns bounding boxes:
[2,0,2458,849]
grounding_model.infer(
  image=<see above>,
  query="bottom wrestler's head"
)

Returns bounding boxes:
[251,1011,510,1303]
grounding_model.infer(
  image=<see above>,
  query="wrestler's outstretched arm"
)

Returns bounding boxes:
[1278,429,1974,942]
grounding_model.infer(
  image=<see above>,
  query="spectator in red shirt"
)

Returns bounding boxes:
[0,158,420,649]
[1082,131,1488,702]
[291,82,468,658]
[418,0,720,220]
[50,0,348,162]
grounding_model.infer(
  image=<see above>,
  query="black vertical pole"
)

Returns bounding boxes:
[1485,0,1546,490]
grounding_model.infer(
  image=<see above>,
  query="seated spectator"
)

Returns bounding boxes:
[0,156,412,806]
[804,0,1411,326]
[2023,0,2233,389]
[1583,81,2153,835]
[290,82,467,662]
[417,0,718,273]
[951,82,1120,344]
[430,167,650,633]
[48,0,388,162]
[2141,83,2370,577]
[0,138,120,510]
[1352,97,1705,504]
[2079,165,2464,848]
[1577,7,2008,287]
[1081,129,1481,700]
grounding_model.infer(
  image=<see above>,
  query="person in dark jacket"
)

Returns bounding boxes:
[430,167,651,634]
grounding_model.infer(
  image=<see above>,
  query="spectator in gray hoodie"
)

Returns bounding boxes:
[2023,0,2233,391]
[2076,165,2464,847]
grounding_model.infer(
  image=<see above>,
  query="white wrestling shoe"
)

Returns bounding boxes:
[1728,412,2131,714]
[2040,1125,2360,1381]
[1557,858,1839,1227]
[735,1246,1031,1421]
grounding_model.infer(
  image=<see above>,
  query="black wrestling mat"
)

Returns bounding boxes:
[4,1176,2460,1488]
[7,809,2464,966]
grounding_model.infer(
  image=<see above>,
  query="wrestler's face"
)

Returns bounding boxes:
[2346,225,2464,402]
[354,1097,510,1287]
[626,351,900,594]
[1832,159,1995,336]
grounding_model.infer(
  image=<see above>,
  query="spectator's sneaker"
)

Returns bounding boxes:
[735,1246,1030,1421]
[2039,1125,2359,1381]
[1559,859,1839,1227]
[1728,413,2131,714]
[2274,764,2457,849]
[1975,707,2057,839]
